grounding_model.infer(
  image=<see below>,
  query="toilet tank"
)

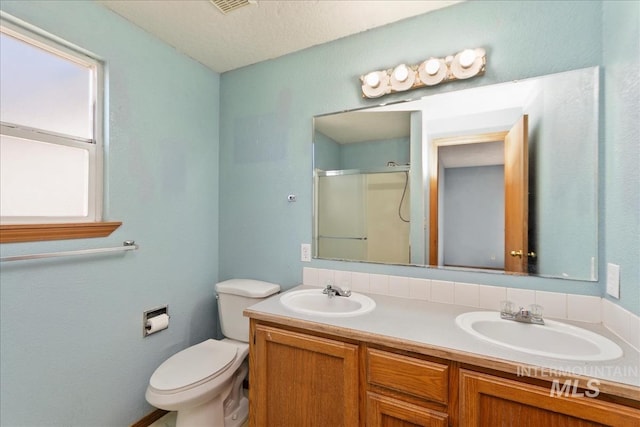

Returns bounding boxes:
[215,279,280,342]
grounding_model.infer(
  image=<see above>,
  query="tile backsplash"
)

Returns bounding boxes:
[302,267,640,352]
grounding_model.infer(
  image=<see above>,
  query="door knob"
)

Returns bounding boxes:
[510,250,536,258]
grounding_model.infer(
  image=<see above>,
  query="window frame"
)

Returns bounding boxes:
[0,14,119,243]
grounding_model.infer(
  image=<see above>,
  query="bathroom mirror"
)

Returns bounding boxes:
[313,67,599,281]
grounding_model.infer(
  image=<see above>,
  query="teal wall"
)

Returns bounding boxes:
[602,2,640,313]
[314,134,410,171]
[340,137,410,170]
[220,0,639,313]
[313,131,340,171]
[0,1,220,426]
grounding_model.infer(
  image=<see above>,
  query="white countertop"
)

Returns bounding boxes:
[245,285,640,397]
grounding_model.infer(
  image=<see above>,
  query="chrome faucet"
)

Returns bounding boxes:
[500,301,545,325]
[323,283,351,298]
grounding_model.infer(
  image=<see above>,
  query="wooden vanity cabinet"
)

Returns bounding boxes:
[249,322,359,427]
[249,319,640,427]
[459,369,640,427]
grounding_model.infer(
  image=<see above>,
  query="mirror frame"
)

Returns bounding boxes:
[312,67,599,281]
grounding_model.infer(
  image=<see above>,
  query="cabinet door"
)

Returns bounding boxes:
[367,392,448,427]
[460,369,640,427]
[250,324,359,427]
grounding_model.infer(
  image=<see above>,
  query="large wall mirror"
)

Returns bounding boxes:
[313,67,599,281]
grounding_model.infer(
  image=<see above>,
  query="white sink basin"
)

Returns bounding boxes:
[456,311,623,361]
[280,288,376,317]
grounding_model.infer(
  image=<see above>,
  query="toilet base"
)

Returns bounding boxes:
[175,382,231,427]
[172,393,247,427]
[224,391,248,427]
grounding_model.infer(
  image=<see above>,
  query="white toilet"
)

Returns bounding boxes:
[145,279,280,427]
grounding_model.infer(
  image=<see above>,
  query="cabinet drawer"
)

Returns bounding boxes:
[367,348,449,405]
[367,392,448,427]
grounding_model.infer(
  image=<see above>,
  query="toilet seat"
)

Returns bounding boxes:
[149,339,238,393]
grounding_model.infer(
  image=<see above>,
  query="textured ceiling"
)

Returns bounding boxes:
[99,0,461,73]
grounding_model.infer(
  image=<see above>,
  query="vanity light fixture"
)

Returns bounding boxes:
[364,71,380,88]
[418,57,447,86]
[459,49,477,68]
[393,64,409,82]
[424,58,441,75]
[360,47,487,98]
[390,63,415,92]
[361,70,390,98]
[451,48,486,80]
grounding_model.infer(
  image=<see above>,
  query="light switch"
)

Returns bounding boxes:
[606,263,620,299]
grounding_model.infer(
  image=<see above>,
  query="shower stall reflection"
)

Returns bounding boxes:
[315,168,410,264]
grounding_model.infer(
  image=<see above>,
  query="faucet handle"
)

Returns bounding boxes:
[528,304,544,319]
[500,300,515,315]
[340,280,351,295]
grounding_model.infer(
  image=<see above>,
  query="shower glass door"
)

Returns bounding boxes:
[316,170,410,264]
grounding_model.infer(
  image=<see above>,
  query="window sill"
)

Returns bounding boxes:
[0,222,122,243]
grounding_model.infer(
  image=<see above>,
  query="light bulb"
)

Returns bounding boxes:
[365,72,380,88]
[393,64,409,82]
[459,49,476,68]
[425,58,440,76]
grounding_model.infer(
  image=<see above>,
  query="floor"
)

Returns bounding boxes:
[149,411,249,427]
[148,412,176,427]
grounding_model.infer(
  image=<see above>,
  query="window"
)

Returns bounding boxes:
[0,16,119,242]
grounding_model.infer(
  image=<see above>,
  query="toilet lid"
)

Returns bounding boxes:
[150,339,238,391]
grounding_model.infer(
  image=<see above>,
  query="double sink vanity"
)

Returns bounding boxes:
[245,285,640,426]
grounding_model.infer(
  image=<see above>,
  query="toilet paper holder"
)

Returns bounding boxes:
[143,306,170,337]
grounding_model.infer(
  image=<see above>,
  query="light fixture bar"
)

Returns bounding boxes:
[360,48,487,99]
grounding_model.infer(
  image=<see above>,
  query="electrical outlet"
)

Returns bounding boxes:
[606,263,620,299]
[301,243,311,262]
